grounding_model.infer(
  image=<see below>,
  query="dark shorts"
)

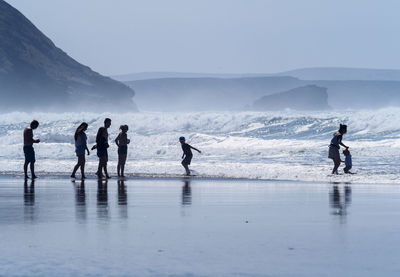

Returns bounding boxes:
[328,147,340,160]
[182,154,192,165]
[23,146,35,163]
[118,145,128,155]
[97,149,108,161]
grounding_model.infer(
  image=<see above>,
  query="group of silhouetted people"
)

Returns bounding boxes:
[23,118,202,180]
[23,119,352,179]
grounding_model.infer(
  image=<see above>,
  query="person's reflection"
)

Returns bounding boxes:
[74,180,87,222]
[24,179,36,222]
[118,180,128,219]
[330,183,352,221]
[182,180,192,206]
[97,179,109,220]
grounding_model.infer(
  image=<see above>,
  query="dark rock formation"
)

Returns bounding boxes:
[253,85,330,111]
[0,0,137,112]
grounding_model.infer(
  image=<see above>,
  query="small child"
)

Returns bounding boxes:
[179,136,201,176]
[115,125,130,177]
[342,149,352,174]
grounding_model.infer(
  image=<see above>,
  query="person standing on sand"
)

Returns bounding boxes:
[328,124,349,174]
[179,136,201,176]
[23,120,40,179]
[94,118,111,179]
[115,125,130,178]
[71,122,90,180]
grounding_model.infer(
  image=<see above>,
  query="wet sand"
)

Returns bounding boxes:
[0,177,399,277]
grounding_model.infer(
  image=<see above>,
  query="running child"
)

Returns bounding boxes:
[179,136,201,176]
[115,125,130,177]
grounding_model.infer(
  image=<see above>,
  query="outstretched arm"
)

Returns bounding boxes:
[339,142,348,149]
[338,137,348,149]
[190,145,201,153]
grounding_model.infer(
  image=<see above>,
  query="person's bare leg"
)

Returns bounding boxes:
[120,155,127,177]
[121,163,125,177]
[104,163,110,179]
[71,157,80,178]
[96,159,103,178]
[332,158,340,174]
[99,157,109,178]
[71,164,79,178]
[30,162,37,178]
[182,162,190,176]
[24,161,29,179]
[117,163,121,177]
[81,165,85,179]
[80,156,86,179]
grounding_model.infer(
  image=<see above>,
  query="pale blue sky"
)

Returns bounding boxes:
[7,0,400,75]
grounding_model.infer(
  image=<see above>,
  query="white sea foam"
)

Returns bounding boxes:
[1,109,400,183]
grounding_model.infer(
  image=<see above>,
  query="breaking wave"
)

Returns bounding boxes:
[0,108,399,183]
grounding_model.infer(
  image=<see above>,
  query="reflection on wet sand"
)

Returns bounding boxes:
[97,179,109,220]
[330,183,352,222]
[24,179,35,221]
[118,180,127,219]
[74,180,87,222]
[182,179,192,206]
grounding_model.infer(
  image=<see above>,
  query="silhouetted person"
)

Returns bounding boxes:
[71,122,90,179]
[182,180,192,206]
[94,118,111,179]
[342,149,353,174]
[179,136,201,176]
[328,124,349,174]
[115,125,130,178]
[23,120,40,179]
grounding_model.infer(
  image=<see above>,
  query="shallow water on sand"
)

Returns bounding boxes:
[0,177,400,277]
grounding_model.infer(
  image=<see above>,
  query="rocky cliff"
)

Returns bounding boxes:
[0,0,137,112]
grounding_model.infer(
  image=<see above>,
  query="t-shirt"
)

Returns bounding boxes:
[96,127,109,150]
[345,155,352,167]
[330,132,342,149]
[181,143,192,156]
[23,127,34,146]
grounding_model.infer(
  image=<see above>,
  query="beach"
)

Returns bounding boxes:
[0,176,399,276]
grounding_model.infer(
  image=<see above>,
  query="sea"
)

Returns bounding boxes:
[1,108,399,183]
